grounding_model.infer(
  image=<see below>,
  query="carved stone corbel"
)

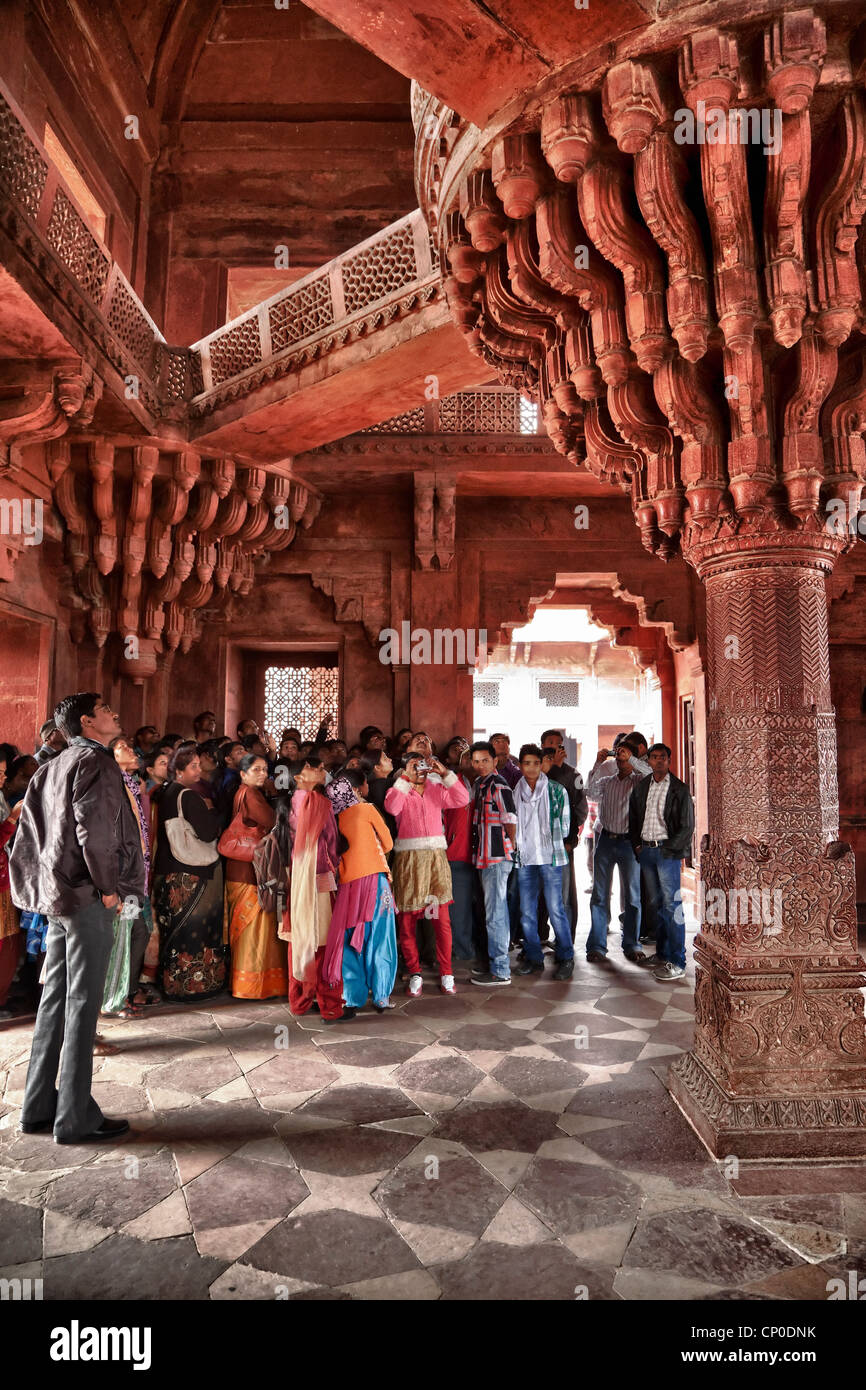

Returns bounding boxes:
[821,348,866,506]
[48,437,91,573]
[414,475,436,571]
[781,327,838,517]
[679,30,761,354]
[147,450,198,578]
[763,109,812,348]
[491,133,549,220]
[434,474,456,570]
[653,357,726,525]
[764,8,826,114]
[88,440,117,576]
[459,170,507,253]
[535,186,631,386]
[605,61,713,364]
[562,95,671,374]
[811,91,866,347]
[0,365,102,475]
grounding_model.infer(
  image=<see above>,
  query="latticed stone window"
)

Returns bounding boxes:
[440,391,522,433]
[263,663,340,742]
[269,274,334,353]
[341,222,418,315]
[519,396,539,434]
[537,680,580,708]
[474,680,501,707]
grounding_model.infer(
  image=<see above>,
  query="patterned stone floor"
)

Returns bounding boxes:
[1,924,865,1301]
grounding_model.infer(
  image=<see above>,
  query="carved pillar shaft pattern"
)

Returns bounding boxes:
[674,544,866,1156]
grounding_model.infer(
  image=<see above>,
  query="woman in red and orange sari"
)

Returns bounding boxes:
[223,755,288,999]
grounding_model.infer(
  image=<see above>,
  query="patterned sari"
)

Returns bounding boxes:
[224,882,288,999]
[153,866,227,1000]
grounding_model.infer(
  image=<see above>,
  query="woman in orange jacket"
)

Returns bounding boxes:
[322,768,397,1012]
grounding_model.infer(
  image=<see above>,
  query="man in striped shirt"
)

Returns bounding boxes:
[585,737,651,964]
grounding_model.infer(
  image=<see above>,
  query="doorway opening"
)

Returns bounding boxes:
[473,606,662,777]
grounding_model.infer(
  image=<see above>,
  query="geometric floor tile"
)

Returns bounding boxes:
[240,1208,422,1286]
[2,927,863,1301]
[43,1233,229,1300]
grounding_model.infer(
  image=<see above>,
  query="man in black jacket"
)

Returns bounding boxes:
[10,692,145,1144]
[628,743,695,982]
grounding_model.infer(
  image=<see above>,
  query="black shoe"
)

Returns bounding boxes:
[639,933,657,945]
[624,949,646,964]
[470,972,511,987]
[18,1118,54,1134]
[515,961,544,976]
[55,1117,130,1145]
[553,960,574,981]
[321,1008,358,1025]
[586,951,608,964]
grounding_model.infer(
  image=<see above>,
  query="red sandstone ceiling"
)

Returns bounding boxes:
[125,0,417,270]
[301,0,656,128]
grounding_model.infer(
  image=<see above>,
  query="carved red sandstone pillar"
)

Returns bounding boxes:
[669,537,866,1157]
[427,10,866,1157]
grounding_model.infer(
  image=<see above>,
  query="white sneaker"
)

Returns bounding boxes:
[440,975,456,995]
[406,974,423,997]
[653,961,685,982]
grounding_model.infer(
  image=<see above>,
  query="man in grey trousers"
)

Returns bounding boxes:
[9,692,145,1144]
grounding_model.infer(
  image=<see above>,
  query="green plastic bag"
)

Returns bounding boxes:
[102,913,132,1013]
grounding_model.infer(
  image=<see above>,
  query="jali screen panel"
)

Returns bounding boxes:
[263,663,340,742]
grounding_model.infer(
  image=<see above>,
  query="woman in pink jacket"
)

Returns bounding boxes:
[384,753,469,998]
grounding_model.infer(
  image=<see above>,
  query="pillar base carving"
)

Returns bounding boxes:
[670,1050,866,1160]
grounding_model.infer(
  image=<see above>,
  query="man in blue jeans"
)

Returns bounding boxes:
[585,738,651,964]
[468,742,517,987]
[512,744,573,981]
[629,743,695,981]
[10,693,144,1144]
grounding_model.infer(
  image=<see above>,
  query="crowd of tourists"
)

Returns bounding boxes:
[0,692,693,1143]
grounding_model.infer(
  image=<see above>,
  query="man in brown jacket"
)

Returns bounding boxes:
[10,693,145,1144]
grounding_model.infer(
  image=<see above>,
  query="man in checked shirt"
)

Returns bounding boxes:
[584,736,651,965]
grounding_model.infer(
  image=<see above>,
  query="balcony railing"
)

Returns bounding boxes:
[0,77,446,426]
[0,82,197,420]
[189,210,442,414]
